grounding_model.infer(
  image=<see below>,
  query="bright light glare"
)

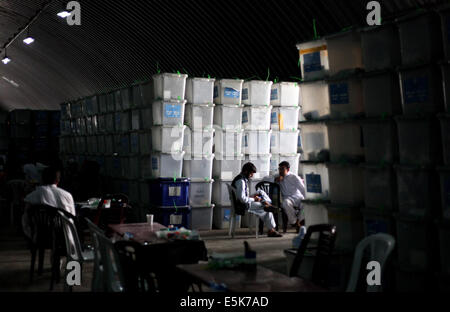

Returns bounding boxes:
[2,57,11,65]
[23,37,35,45]
[57,11,71,18]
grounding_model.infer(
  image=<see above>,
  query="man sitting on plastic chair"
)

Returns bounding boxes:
[275,161,306,233]
[232,163,283,238]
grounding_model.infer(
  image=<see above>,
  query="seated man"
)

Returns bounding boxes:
[232,163,283,238]
[22,166,76,239]
[275,161,306,232]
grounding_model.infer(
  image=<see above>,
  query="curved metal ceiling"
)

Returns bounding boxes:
[0,0,445,111]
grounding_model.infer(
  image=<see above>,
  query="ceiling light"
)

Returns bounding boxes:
[57,11,71,18]
[23,37,35,45]
[2,57,11,65]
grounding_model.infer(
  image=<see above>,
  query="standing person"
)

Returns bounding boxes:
[232,163,283,238]
[275,161,306,232]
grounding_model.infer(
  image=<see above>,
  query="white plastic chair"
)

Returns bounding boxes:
[226,184,259,239]
[346,233,396,292]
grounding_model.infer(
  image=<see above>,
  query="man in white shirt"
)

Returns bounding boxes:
[22,167,75,239]
[232,163,283,238]
[275,161,306,232]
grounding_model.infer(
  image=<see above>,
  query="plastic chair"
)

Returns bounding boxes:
[58,212,94,292]
[85,218,107,292]
[287,224,337,288]
[6,180,26,226]
[255,181,284,233]
[226,184,259,239]
[346,233,396,293]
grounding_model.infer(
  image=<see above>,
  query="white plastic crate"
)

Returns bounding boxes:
[271,107,300,131]
[150,152,185,178]
[327,204,364,251]
[140,155,152,179]
[87,136,98,155]
[140,81,154,107]
[303,201,329,232]
[152,100,186,126]
[302,162,330,200]
[114,112,121,133]
[130,132,140,154]
[60,103,71,119]
[438,221,450,274]
[121,87,132,110]
[212,180,233,206]
[363,165,397,212]
[183,128,214,155]
[438,167,450,220]
[190,205,215,231]
[214,129,244,157]
[270,154,300,176]
[91,116,98,134]
[121,156,140,180]
[328,75,364,119]
[104,135,114,155]
[397,11,443,66]
[139,181,150,205]
[132,84,144,108]
[139,132,151,155]
[141,107,152,130]
[244,154,271,180]
[270,130,299,155]
[363,71,402,117]
[213,205,241,230]
[189,179,214,207]
[271,82,300,107]
[213,155,244,180]
[213,104,244,130]
[395,165,437,217]
[153,73,188,101]
[183,154,215,180]
[396,115,441,166]
[131,109,141,131]
[184,103,215,130]
[297,39,329,80]
[105,113,114,133]
[128,180,140,205]
[97,135,105,154]
[121,111,131,133]
[97,115,106,134]
[120,134,130,155]
[300,80,330,120]
[327,163,364,205]
[299,121,330,162]
[242,106,272,130]
[107,92,116,112]
[151,125,186,153]
[186,77,215,104]
[242,81,273,106]
[442,63,450,113]
[243,130,272,156]
[399,64,443,114]
[361,119,398,164]
[97,95,107,114]
[325,29,363,75]
[214,79,244,105]
[360,23,401,72]
[327,120,364,163]
[114,90,122,111]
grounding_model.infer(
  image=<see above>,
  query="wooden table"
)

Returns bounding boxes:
[177,263,327,292]
[108,222,167,245]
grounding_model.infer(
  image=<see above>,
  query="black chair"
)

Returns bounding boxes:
[286,224,337,288]
[93,194,132,231]
[255,181,286,233]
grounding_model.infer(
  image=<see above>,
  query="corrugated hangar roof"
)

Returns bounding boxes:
[0,0,446,111]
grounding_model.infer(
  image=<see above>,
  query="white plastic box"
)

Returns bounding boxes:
[152,100,186,126]
[119,134,130,155]
[184,103,215,130]
[441,63,450,113]
[105,113,114,133]
[325,29,363,75]
[132,84,144,109]
[139,132,151,155]
[140,107,152,130]
[186,77,215,104]
[107,92,116,112]
[328,75,364,119]
[121,156,141,180]
[242,106,272,130]
[299,121,330,162]
[271,107,300,131]
[183,128,215,155]
[190,205,215,231]
[303,201,329,231]
[300,80,331,120]
[60,103,71,119]
[151,125,186,153]
[140,81,154,107]
[140,156,152,179]
[396,115,441,166]
[399,64,443,114]
[213,155,244,180]
[150,152,185,178]
[243,130,272,156]
[244,154,271,180]
[97,135,105,154]
[439,115,450,166]
[297,39,329,80]
[214,79,244,105]
[130,132,140,154]
[153,73,188,101]
[327,120,364,163]
[87,136,98,155]
[271,82,300,107]
[360,23,401,72]
[121,87,132,110]
[214,129,244,157]
[213,104,244,130]
[131,109,140,131]
[327,163,365,205]
[270,154,301,176]
[327,204,364,251]
[397,11,443,66]
[114,90,122,111]
[361,119,398,164]
[183,154,215,180]
[242,81,273,106]
[270,130,299,155]
[214,205,241,230]
[189,179,214,207]
[212,180,233,206]
[121,111,132,133]
[363,165,397,212]
[363,71,402,117]
[104,135,114,155]
[302,162,330,200]
[97,115,106,134]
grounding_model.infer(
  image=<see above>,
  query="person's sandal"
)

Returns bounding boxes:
[268,231,283,238]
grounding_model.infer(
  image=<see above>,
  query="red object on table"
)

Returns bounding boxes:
[109,222,167,244]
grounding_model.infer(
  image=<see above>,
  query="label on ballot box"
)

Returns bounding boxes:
[164,103,182,118]
[169,186,181,197]
[170,214,183,226]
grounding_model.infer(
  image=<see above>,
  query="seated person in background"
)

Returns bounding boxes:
[232,163,283,238]
[275,161,306,232]
[23,156,46,185]
[22,167,75,239]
